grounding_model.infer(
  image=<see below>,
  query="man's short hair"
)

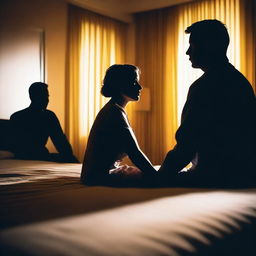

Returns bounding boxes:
[29,82,48,100]
[185,19,230,53]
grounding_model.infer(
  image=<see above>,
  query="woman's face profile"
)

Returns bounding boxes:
[122,71,142,102]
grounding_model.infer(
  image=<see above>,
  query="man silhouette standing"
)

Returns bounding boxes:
[159,20,256,187]
[10,82,79,163]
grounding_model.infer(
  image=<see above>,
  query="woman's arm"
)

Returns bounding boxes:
[123,128,157,174]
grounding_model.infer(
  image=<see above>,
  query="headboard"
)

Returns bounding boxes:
[0,119,12,150]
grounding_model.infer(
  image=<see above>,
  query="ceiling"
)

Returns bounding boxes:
[68,0,195,22]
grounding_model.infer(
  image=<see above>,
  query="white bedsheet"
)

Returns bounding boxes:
[0,159,82,185]
[1,190,256,256]
[1,159,256,256]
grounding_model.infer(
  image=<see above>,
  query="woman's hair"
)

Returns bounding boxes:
[101,64,140,97]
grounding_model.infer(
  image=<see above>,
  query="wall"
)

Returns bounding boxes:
[0,0,67,125]
[0,0,137,153]
[0,0,68,151]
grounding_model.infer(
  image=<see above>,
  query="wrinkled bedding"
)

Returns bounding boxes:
[0,160,256,256]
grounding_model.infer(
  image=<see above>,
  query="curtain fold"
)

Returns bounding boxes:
[177,0,244,119]
[240,0,255,92]
[134,0,255,164]
[66,5,126,161]
[134,8,179,164]
[67,1,254,164]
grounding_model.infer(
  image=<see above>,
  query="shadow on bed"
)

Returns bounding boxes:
[168,213,256,256]
[0,175,210,229]
[1,173,256,231]
[1,186,256,256]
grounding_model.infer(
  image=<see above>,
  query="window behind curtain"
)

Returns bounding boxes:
[133,0,254,164]
[66,6,126,161]
[177,0,242,123]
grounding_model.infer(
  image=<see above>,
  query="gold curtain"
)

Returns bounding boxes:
[134,0,255,164]
[240,0,255,91]
[66,5,127,161]
[134,8,179,164]
[66,1,254,164]
[176,0,255,118]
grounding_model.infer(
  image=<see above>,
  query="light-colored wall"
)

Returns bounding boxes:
[0,0,67,126]
[0,0,68,151]
[0,0,136,152]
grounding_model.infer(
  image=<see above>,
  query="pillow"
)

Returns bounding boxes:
[0,150,14,160]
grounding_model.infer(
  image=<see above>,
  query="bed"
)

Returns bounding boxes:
[0,121,256,256]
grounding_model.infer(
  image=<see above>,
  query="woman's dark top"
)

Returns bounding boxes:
[81,100,150,185]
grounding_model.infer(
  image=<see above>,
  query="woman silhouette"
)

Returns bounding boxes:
[81,64,156,186]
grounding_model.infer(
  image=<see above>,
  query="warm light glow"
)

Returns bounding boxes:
[177,0,241,123]
[177,33,203,123]
[0,29,44,119]
[135,88,151,111]
[79,23,122,139]
[67,6,126,160]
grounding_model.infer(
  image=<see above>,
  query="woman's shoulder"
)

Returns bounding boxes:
[93,101,129,129]
[100,101,126,118]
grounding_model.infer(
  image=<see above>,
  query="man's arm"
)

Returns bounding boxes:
[159,83,202,174]
[48,111,79,163]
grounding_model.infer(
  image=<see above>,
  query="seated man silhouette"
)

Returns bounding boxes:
[10,82,79,163]
[159,20,256,187]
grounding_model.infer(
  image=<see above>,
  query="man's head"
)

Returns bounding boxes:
[29,82,49,109]
[185,19,229,69]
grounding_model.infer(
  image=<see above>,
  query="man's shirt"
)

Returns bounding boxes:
[10,106,74,160]
[161,62,256,183]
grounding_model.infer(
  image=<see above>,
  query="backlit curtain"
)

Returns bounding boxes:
[240,0,255,92]
[177,0,255,120]
[135,0,255,164]
[66,5,126,161]
[134,8,179,164]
